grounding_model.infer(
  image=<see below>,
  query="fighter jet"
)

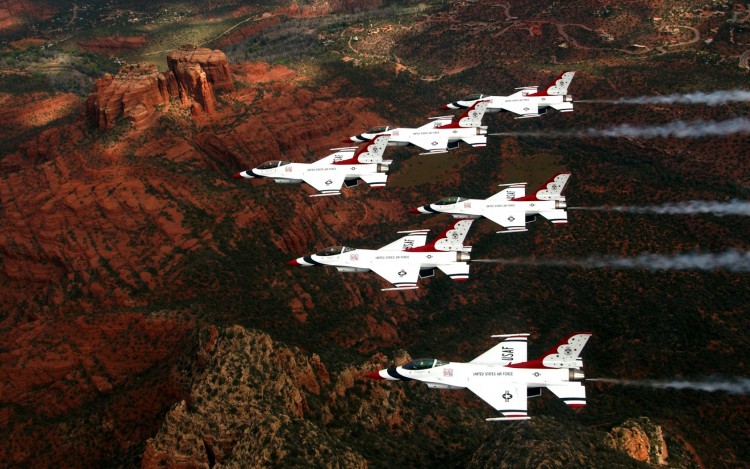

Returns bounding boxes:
[232,134,391,197]
[367,332,591,421]
[442,71,576,119]
[410,173,570,233]
[345,101,489,154]
[287,219,475,291]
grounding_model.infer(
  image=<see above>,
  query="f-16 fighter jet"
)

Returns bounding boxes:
[232,134,391,197]
[287,219,475,291]
[367,332,591,421]
[442,71,576,119]
[345,101,488,154]
[410,173,570,233]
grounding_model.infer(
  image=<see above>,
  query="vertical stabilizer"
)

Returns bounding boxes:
[407,219,475,252]
[528,71,575,96]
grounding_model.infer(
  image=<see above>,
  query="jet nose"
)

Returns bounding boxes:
[232,171,254,179]
[342,137,355,143]
[231,172,243,179]
[408,206,430,214]
[365,371,384,380]
[287,258,302,266]
[440,104,450,110]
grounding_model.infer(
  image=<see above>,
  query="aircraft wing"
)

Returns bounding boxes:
[484,208,527,232]
[302,171,346,195]
[468,382,529,420]
[370,261,421,290]
[409,134,450,153]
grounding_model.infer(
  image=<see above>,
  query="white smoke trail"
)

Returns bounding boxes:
[589,377,750,395]
[578,89,750,106]
[474,250,750,272]
[570,200,750,217]
[491,117,750,138]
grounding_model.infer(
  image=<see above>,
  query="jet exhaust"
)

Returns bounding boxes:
[491,117,750,138]
[568,200,750,217]
[473,250,750,273]
[588,377,750,395]
[576,89,750,106]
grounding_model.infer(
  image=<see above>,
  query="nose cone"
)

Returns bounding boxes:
[440,104,450,110]
[365,371,384,380]
[287,258,302,266]
[232,170,254,179]
[342,137,356,143]
[409,206,431,214]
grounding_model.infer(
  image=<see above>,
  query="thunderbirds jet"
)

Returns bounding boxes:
[367,332,591,421]
[441,71,576,119]
[232,134,391,197]
[287,219,475,291]
[410,173,570,233]
[345,101,489,154]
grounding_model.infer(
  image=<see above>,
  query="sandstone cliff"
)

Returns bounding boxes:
[85,46,232,130]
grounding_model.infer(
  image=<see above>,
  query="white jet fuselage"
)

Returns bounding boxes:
[453,93,573,115]
[384,362,581,390]
[424,198,566,220]
[295,248,469,272]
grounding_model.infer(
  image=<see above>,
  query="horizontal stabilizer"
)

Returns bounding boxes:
[539,210,568,224]
[546,384,586,408]
[486,416,531,422]
[436,262,470,281]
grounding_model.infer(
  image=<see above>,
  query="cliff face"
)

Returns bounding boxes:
[85,63,175,130]
[85,47,232,130]
[167,46,234,92]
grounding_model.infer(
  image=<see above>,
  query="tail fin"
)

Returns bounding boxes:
[336,134,390,164]
[407,219,475,252]
[514,173,570,201]
[528,71,575,97]
[438,101,488,129]
[378,229,429,251]
[511,333,591,369]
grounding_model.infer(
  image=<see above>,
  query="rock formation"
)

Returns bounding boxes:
[141,326,366,468]
[606,417,669,465]
[86,46,232,130]
[85,63,176,130]
[167,45,234,92]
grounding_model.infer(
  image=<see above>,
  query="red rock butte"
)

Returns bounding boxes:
[85,46,233,130]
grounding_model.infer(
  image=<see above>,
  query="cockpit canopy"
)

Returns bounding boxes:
[316,246,355,256]
[402,358,449,370]
[434,196,467,205]
[366,125,391,134]
[462,93,484,101]
[256,160,291,170]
